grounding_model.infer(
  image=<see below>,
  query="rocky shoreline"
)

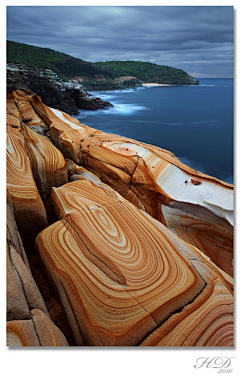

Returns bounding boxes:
[7,63,113,115]
[71,75,142,91]
[7,90,234,347]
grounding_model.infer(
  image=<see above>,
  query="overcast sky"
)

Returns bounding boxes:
[7,6,233,78]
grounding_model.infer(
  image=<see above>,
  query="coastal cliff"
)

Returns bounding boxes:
[7,63,113,115]
[70,75,142,91]
[7,41,199,91]
[95,60,200,86]
[7,91,233,346]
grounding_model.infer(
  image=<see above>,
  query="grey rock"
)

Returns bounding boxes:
[7,63,113,115]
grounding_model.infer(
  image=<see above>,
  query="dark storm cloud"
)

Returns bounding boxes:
[7,6,233,77]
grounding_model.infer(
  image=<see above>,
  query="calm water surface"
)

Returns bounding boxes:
[77,78,233,184]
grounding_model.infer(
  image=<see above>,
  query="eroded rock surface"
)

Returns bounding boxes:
[24,92,233,276]
[7,309,69,347]
[7,202,68,346]
[6,91,234,346]
[36,180,233,346]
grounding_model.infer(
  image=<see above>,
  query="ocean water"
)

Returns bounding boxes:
[77,78,233,184]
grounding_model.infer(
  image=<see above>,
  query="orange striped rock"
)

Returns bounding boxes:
[7,123,48,245]
[7,202,69,347]
[19,95,232,277]
[6,92,234,347]
[140,278,233,346]
[21,124,68,200]
[36,180,233,346]
[7,92,234,273]
[7,309,68,347]
[7,96,70,244]
[7,92,20,118]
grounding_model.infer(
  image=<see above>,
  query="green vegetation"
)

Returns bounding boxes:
[7,41,118,81]
[95,60,199,85]
[7,41,199,85]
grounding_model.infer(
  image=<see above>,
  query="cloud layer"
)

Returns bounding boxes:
[7,6,234,77]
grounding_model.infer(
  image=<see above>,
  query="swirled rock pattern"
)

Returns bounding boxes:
[7,309,68,347]
[7,91,48,134]
[24,92,233,277]
[20,124,68,201]
[7,91,234,346]
[7,120,48,247]
[140,278,233,346]
[35,180,233,346]
[7,91,69,247]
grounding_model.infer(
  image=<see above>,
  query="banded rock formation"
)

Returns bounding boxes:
[36,180,233,346]
[24,92,233,277]
[7,202,68,346]
[6,91,234,346]
[7,91,70,248]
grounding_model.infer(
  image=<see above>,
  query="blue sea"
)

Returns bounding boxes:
[77,78,233,184]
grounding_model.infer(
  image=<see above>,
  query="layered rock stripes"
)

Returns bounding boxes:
[6,91,234,346]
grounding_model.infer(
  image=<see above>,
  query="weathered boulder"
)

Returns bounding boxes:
[7,309,68,347]
[6,91,234,347]
[7,92,71,247]
[7,243,48,321]
[6,119,48,248]
[140,277,233,346]
[26,94,233,277]
[36,180,233,346]
[7,202,68,347]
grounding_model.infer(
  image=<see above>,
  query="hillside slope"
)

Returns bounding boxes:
[7,40,118,80]
[7,41,198,86]
[95,60,199,85]
[7,41,141,90]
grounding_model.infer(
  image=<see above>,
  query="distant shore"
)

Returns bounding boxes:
[142,83,172,87]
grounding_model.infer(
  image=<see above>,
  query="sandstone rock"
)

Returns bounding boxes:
[161,202,233,276]
[7,201,69,346]
[12,90,48,134]
[7,319,40,346]
[7,309,68,347]
[35,180,233,346]
[7,244,32,321]
[20,123,68,201]
[40,105,96,163]
[7,92,20,119]
[13,90,44,123]
[7,96,71,245]
[140,277,233,346]
[9,92,233,277]
[33,101,233,277]
[6,91,234,347]
[7,201,30,268]
[66,159,122,196]
[7,201,48,322]
[7,243,48,321]
[7,121,48,247]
